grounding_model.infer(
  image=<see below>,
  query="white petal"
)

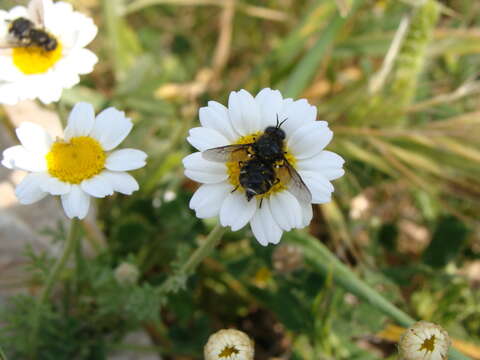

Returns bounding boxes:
[61,185,90,219]
[189,182,232,218]
[186,127,229,151]
[105,149,147,171]
[183,152,228,184]
[39,175,71,195]
[219,190,257,231]
[250,199,283,246]
[90,108,133,151]
[2,145,47,172]
[280,98,317,136]
[287,121,333,160]
[80,173,114,198]
[228,89,262,136]
[299,170,334,204]
[296,150,345,180]
[199,101,239,142]
[299,201,313,228]
[255,88,284,128]
[99,171,139,195]
[15,173,48,204]
[269,191,302,231]
[16,122,52,155]
[64,102,95,141]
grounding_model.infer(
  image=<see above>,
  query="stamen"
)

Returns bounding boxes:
[46,136,105,184]
[419,335,436,352]
[12,40,62,75]
[218,345,239,358]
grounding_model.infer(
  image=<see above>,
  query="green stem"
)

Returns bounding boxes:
[29,219,82,357]
[39,218,82,303]
[181,224,226,275]
[285,231,471,360]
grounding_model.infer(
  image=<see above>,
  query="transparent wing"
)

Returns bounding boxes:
[202,144,252,162]
[0,36,23,49]
[28,0,45,27]
[284,161,312,204]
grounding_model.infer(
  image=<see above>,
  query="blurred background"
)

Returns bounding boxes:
[0,0,480,359]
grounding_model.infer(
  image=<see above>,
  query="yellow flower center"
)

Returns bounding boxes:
[12,40,63,75]
[225,132,296,200]
[419,335,436,353]
[218,345,239,358]
[46,136,106,184]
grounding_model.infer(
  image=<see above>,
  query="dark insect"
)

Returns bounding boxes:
[7,17,57,51]
[1,0,57,52]
[202,116,312,204]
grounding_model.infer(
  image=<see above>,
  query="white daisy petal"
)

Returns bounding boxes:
[296,150,345,180]
[39,175,71,195]
[280,98,317,136]
[61,185,90,219]
[287,121,333,159]
[255,88,284,128]
[228,89,262,136]
[105,149,147,171]
[183,152,228,184]
[300,170,334,204]
[16,122,52,155]
[2,145,47,172]
[64,102,95,141]
[300,201,313,228]
[187,127,230,151]
[80,173,114,198]
[15,173,48,205]
[269,191,302,231]
[219,191,256,231]
[90,108,133,151]
[189,182,232,219]
[199,101,238,142]
[250,199,283,246]
[101,171,139,195]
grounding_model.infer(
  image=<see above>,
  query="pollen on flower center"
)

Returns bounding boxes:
[225,131,297,199]
[419,335,436,352]
[46,136,105,184]
[12,40,63,75]
[218,345,240,358]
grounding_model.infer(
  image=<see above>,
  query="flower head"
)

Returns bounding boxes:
[0,0,97,104]
[2,102,147,219]
[114,262,140,286]
[399,321,450,360]
[183,88,344,246]
[204,329,254,360]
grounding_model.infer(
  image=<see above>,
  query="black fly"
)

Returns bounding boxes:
[202,116,312,204]
[1,0,57,51]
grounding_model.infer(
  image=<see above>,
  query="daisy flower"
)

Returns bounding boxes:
[399,321,450,360]
[0,0,97,104]
[1,102,147,219]
[183,88,344,246]
[204,329,254,360]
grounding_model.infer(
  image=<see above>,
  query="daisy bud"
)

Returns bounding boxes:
[204,329,254,360]
[114,262,140,286]
[399,321,450,360]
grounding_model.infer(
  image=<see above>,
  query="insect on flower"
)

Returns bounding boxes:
[183,88,345,246]
[0,0,98,104]
[202,115,312,206]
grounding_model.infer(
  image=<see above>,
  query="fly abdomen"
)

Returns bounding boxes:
[239,158,276,201]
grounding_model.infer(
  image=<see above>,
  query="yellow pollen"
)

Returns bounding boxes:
[225,132,297,200]
[46,136,106,184]
[419,335,436,352]
[218,345,240,358]
[12,40,62,75]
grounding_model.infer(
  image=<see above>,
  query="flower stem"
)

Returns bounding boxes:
[181,224,226,275]
[29,218,82,356]
[39,218,82,303]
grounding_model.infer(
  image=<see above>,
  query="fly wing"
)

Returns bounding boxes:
[202,144,252,162]
[284,161,312,204]
[0,36,23,49]
[28,0,45,27]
